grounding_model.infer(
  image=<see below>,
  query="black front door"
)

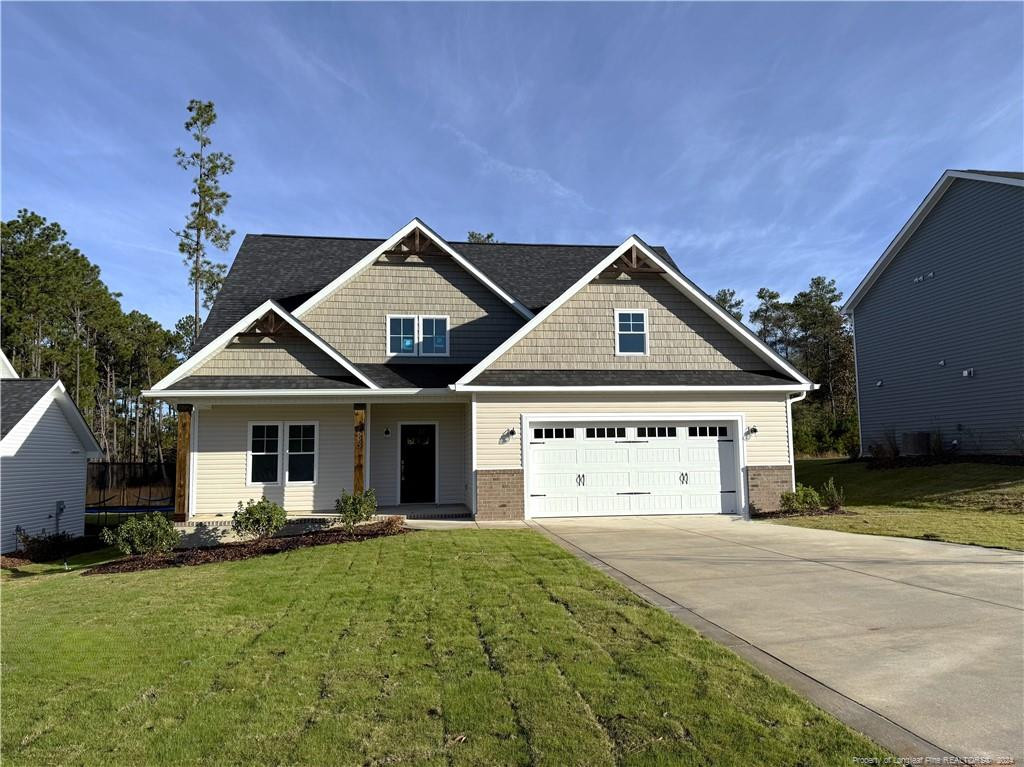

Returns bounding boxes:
[400,424,436,503]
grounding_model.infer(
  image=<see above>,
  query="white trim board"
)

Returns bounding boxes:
[149,300,379,391]
[843,170,1024,313]
[455,384,814,392]
[454,235,811,388]
[293,218,533,320]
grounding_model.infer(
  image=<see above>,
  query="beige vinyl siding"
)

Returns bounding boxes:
[0,399,87,552]
[301,253,525,364]
[490,272,765,370]
[194,404,352,516]
[474,392,792,468]
[192,334,348,377]
[366,403,467,506]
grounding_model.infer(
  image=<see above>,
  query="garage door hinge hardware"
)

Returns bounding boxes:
[616,491,651,495]
[618,440,647,444]
[721,490,736,494]
[530,494,546,497]
[679,473,689,484]
[575,474,586,486]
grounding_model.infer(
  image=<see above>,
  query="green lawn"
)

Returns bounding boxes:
[779,459,1024,550]
[1,530,889,766]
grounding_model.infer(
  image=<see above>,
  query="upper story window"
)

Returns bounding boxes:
[615,309,648,355]
[420,316,449,356]
[387,315,450,357]
[388,316,417,356]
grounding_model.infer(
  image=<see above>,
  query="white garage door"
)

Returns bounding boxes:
[525,420,738,518]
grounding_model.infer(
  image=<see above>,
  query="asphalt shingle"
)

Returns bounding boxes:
[1,379,58,439]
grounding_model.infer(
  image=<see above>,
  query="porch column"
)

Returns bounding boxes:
[353,403,366,494]
[174,404,193,522]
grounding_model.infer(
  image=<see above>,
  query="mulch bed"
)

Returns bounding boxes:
[751,507,854,520]
[0,554,33,569]
[84,519,412,576]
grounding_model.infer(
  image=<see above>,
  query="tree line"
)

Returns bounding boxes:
[714,282,858,456]
[1,100,236,463]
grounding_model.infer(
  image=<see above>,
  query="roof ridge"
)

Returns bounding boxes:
[252,232,664,250]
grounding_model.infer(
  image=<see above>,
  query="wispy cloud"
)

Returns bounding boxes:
[441,125,596,212]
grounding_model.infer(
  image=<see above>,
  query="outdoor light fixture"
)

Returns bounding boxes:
[744,425,759,439]
[383,427,391,438]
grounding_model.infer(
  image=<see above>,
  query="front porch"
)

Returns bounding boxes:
[174,397,474,522]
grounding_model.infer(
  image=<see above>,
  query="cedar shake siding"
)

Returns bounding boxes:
[192,333,352,378]
[489,272,766,371]
[852,178,1024,455]
[301,253,526,365]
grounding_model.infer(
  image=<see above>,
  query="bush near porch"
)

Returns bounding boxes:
[1,530,890,766]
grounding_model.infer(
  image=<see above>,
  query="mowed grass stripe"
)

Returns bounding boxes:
[2,530,892,766]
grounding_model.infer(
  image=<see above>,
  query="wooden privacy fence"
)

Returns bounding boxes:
[87,462,175,509]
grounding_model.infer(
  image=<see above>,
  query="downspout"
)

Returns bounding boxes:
[786,390,809,490]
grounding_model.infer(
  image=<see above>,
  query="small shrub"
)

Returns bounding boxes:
[779,483,822,514]
[820,477,845,512]
[232,497,287,540]
[100,513,180,557]
[379,515,404,535]
[335,488,377,533]
[15,529,74,561]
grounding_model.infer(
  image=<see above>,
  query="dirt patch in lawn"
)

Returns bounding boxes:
[85,518,411,576]
[752,507,855,520]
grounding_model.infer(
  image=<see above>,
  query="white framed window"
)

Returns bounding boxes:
[615,309,648,355]
[247,422,281,485]
[637,426,677,438]
[286,422,318,484]
[387,315,417,356]
[420,316,450,357]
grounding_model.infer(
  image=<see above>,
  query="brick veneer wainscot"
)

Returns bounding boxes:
[475,469,525,520]
[747,465,794,514]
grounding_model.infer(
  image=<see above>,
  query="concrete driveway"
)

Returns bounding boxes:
[534,515,1024,762]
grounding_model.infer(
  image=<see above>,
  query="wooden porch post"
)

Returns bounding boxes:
[353,403,366,494]
[174,404,193,522]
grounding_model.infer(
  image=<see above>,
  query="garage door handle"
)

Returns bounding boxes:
[576,474,586,486]
[679,472,688,485]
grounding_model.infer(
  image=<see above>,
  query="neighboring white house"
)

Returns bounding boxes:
[0,351,103,553]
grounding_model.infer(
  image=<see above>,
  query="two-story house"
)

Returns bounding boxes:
[844,170,1024,456]
[145,220,814,522]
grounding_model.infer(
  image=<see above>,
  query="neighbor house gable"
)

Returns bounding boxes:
[456,236,811,388]
[843,169,1024,313]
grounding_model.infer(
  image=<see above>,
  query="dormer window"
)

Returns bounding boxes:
[420,316,449,356]
[615,309,648,355]
[388,316,417,355]
[387,315,450,357]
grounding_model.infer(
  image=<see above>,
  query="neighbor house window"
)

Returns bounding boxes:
[388,316,416,355]
[616,309,647,355]
[287,423,317,483]
[249,423,280,484]
[420,316,449,356]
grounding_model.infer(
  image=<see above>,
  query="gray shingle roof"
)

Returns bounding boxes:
[197,234,676,350]
[356,364,474,389]
[469,370,794,387]
[167,375,364,391]
[1,379,58,439]
[960,170,1024,181]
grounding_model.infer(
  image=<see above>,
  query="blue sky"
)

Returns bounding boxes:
[3,2,1021,329]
